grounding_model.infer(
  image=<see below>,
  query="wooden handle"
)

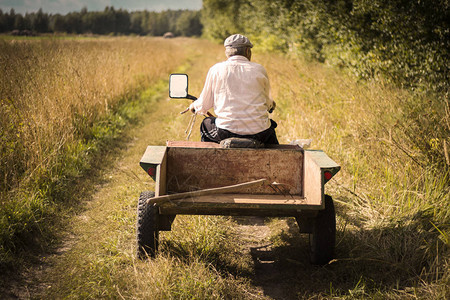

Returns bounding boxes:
[147,179,267,205]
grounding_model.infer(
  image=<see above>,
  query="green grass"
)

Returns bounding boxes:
[0,81,163,269]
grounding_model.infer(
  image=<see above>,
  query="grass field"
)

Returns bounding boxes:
[0,36,448,299]
[0,36,204,267]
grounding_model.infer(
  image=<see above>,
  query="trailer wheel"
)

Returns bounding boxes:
[309,195,336,265]
[136,191,159,259]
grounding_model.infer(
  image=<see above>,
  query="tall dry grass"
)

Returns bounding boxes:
[0,37,187,193]
[257,52,449,297]
[0,37,202,265]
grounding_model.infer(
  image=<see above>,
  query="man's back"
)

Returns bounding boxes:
[190,34,278,144]
[207,55,273,135]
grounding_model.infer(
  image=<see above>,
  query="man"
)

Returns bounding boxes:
[189,34,278,145]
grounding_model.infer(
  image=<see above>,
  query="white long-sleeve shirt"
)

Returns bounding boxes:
[193,55,274,135]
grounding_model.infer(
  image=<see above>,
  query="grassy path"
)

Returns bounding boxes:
[8,44,326,299]
[3,37,448,299]
[7,43,275,299]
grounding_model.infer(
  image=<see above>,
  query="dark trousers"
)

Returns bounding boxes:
[200,117,279,145]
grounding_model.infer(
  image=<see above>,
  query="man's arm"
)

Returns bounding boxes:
[262,68,275,113]
[189,68,216,114]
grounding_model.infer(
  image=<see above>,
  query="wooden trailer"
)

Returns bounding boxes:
[136,140,340,264]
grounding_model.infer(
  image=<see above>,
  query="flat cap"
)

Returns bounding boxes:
[224,34,253,48]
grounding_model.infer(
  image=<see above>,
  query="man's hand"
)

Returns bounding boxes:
[189,102,196,113]
[268,101,276,113]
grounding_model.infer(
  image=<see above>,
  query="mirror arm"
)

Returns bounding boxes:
[186,94,197,101]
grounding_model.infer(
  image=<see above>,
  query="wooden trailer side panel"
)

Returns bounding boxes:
[139,146,168,196]
[303,150,340,207]
[166,147,303,195]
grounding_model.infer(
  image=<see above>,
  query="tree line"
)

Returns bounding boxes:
[0,7,202,36]
[1,1,448,94]
[202,0,449,95]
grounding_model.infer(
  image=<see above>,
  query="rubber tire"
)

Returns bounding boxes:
[136,191,159,259]
[309,195,336,265]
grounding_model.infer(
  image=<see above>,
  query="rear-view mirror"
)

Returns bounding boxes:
[169,73,188,98]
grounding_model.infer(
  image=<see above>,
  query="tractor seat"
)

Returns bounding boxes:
[220,137,264,149]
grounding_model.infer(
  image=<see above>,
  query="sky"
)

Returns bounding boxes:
[0,0,203,14]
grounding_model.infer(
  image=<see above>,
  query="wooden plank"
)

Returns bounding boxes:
[162,193,306,205]
[159,206,315,217]
[158,193,322,217]
[303,151,323,206]
[140,146,167,164]
[303,150,340,207]
[166,147,303,195]
[166,140,301,150]
[304,150,340,169]
[155,150,167,197]
[140,146,167,182]
[147,179,267,205]
[303,151,323,207]
[166,141,220,148]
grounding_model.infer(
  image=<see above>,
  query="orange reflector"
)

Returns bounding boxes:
[324,171,332,181]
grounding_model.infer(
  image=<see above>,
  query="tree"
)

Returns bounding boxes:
[115,9,130,34]
[103,6,116,34]
[32,8,49,32]
[65,12,83,33]
[0,7,204,38]
[129,12,143,34]
[201,0,243,41]
[51,14,66,33]
[0,9,7,32]
[176,10,202,36]
[13,14,25,30]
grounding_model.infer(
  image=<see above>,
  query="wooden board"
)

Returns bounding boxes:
[148,179,267,205]
[162,193,306,205]
[155,152,167,197]
[166,141,220,148]
[159,206,314,217]
[166,140,301,150]
[158,194,320,217]
[303,150,341,207]
[166,147,303,195]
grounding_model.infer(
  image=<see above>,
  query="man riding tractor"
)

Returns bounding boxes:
[188,34,278,146]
